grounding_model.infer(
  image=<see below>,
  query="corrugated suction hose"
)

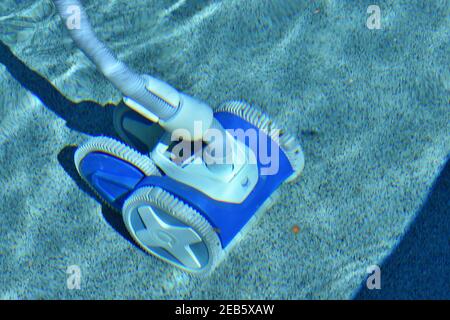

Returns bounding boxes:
[52,0,178,120]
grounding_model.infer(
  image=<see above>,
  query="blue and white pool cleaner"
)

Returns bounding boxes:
[54,0,304,274]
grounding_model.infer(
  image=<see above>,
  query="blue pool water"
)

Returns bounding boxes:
[0,0,449,299]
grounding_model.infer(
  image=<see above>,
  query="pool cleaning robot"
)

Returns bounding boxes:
[54,0,304,274]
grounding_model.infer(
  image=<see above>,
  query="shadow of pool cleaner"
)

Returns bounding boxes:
[0,40,136,246]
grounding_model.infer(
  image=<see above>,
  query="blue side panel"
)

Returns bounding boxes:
[80,152,145,210]
[137,111,295,248]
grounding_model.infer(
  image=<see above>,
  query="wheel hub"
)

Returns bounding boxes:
[134,205,203,269]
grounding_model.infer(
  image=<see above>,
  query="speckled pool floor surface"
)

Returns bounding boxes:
[0,0,449,299]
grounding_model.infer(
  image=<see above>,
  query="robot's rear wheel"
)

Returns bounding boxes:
[122,186,223,274]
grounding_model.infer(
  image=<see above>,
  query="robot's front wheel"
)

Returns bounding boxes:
[122,186,223,275]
